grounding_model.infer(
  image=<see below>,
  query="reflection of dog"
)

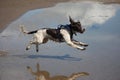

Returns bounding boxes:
[21,16,88,52]
[27,63,89,80]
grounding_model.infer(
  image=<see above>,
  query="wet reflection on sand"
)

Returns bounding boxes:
[27,63,89,80]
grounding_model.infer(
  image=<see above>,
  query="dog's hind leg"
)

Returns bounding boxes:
[26,29,47,52]
[26,40,34,50]
[26,41,40,52]
[26,36,38,51]
[33,30,47,52]
[36,43,39,52]
[26,40,40,52]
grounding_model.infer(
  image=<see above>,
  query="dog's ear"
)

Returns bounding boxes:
[69,16,75,24]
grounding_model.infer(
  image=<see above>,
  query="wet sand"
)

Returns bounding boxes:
[0,0,120,32]
[0,1,120,80]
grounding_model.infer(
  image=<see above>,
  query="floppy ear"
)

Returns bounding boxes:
[69,16,74,24]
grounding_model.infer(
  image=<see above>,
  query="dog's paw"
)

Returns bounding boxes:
[26,47,30,50]
[83,44,88,47]
[26,46,31,50]
[77,47,86,51]
[81,47,86,51]
[36,49,39,52]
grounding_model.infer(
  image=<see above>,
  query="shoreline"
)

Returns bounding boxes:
[0,0,70,32]
[0,0,120,33]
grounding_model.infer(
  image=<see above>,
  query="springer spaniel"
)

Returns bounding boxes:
[20,16,88,52]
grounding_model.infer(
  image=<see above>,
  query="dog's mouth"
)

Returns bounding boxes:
[79,28,85,34]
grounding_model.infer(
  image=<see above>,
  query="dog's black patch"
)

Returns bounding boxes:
[46,29,63,42]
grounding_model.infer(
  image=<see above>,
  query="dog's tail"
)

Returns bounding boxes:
[69,72,89,80]
[20,25,28,34]
[20,25,38,35]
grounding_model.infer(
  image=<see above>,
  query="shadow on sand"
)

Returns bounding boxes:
[26,54,81,61]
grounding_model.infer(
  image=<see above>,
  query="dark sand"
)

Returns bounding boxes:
[0,0,120,32]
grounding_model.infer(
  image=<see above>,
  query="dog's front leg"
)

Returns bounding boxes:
[60,29,86,50]
[72,39,88,47]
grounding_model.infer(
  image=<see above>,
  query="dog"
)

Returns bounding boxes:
[20,16,88,52]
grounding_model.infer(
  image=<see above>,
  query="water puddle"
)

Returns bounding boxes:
[0,1,120,80]
[0,1,120,54]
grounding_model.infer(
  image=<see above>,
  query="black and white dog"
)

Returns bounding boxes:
[20,16,88,52]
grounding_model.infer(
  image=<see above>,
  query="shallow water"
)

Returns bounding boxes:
[0,1,120,80]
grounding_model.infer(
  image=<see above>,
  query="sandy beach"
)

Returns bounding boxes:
[0,0,120,32]
[0,1,120,80]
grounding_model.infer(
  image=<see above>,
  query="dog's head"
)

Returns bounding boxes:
[69,16,85,33]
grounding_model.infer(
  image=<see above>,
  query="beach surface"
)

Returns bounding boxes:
[0,0,120,32]
[0,1,120,80]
